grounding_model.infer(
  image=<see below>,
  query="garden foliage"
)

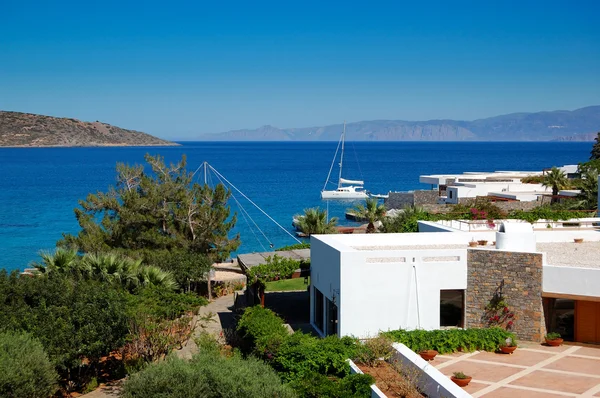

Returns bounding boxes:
[121,351,297,398]
[236,305,290,356]
[0,331,58,398]
[246,255,307,288]
[382,328,516,354]
[272,332,359,382]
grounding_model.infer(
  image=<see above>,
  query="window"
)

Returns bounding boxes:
[449,191,453,199]
[314,287,324,332]
[440,290,464,327]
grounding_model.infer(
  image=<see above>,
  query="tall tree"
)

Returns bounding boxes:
[591,132,600,160]
[351,198,386,233]
[576,165,599,210]
[542,167,569,204]
[59,154,239,288]
[295,207,338,235]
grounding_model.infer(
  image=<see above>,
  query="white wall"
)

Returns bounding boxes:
[309,236,342,336]
[338,249,467,338]
[543,265,600,299]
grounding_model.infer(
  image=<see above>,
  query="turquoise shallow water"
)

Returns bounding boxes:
[0,141,591,271]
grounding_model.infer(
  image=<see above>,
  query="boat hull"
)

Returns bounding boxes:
[321,190,369,200]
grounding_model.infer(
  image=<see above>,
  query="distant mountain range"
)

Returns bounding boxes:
[0,111,177,147]
[198,106,600,141]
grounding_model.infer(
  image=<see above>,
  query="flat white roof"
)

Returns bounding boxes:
[539,242,600,268]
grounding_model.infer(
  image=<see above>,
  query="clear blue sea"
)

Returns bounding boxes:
[0,141,591,271]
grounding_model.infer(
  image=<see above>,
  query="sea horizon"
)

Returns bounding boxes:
[0,141,592,272]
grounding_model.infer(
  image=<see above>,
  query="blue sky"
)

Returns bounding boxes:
[1,0,599,139]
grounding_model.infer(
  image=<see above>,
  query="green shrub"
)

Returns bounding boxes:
[236,306,289,356]
[126,287,207,320]
[0,331,58,398]
[546,332,561,340]
[121,351,296,398]
[509,206,587,223]
[382,328,515,354]
[354,335,393,367]
[246,255,305,288]
[272,332,358,382]
[276,243,310,251]
[0,271,129,377]
[288,371,373,398]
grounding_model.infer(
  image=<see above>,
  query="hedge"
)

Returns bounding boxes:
[0,331,59,398]
[382,328,516,354]
[236,306,289,356]
[272,332,359,382]
[121,351,296,398]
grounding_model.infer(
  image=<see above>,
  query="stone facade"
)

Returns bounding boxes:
[385,192,415,210]
[385,190,439,210]
[413,190,439,206]
[465,249,546,342]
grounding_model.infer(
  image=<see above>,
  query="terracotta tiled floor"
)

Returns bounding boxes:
[435,342,600,397]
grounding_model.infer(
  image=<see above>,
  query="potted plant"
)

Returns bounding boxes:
[574,238,584,243]
[545,332,564,346]
[468,239,478,247]
[499,337,517,354]
[451,371,472,387]
[419,349,438,361]
[477,240,488,246]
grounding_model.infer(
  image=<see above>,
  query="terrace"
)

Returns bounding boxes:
[431,342,600,397]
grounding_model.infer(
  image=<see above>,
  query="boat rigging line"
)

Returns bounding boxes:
[201,162,302,245]
[322,132,343,191]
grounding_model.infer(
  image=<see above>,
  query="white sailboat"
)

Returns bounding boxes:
[321,122,369,200]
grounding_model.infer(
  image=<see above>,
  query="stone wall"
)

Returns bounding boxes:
[465,249,545,342]
[385,192,414,209]
[414,190,439,206]
[385,190,440,209]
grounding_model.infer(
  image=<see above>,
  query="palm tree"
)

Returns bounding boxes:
[352,198,386,233]
[81,252,177,291]
[295,207,338,235]
[33,248,80,276]
[136,265,177,290]
[577,168,599,210]
[542,167,569,204]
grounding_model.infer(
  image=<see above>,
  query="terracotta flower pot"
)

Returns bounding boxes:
[545,338,564,347]
[468,241,478,247]
[477,240,488,246]
[499,345,517,354]
[574,238,584,243]
[419,350,438,361]
[451,376,472,387]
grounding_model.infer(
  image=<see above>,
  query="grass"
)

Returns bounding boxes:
[265,277,309,292]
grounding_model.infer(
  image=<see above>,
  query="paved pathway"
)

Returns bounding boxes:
[82,294,237,397]
[431,342,600,397]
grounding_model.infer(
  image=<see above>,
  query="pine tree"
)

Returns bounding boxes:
[59,154,240,288]
[591,132,600,160]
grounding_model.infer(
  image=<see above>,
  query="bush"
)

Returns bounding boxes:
[121,351,296,398]
[0,271,129,378]
[246,255,305,288]
[382,328,515,354]
[236,306,289,356]
[288,371,374,398]
[276,243,310,251]
[0,331,58,398]
[354,335,393,367]
[126,287,207,320]
[509,206,588,223]
[272,332,358,382]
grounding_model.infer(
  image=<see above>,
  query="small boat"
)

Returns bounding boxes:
[321,122,368,200]
[369,193,389,199]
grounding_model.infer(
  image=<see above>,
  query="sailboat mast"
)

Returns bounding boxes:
[337,121,346,189]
